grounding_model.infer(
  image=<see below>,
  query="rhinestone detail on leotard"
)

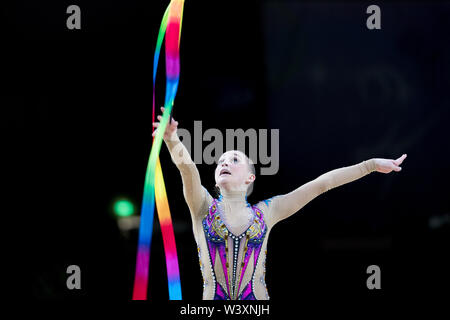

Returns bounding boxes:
[201,197,267,300]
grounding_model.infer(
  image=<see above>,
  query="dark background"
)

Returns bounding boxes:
[4,0,449,304]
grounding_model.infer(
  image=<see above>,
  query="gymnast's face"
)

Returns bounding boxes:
[215,151,255,193]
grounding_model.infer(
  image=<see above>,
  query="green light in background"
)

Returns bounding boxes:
[113,199,135,217]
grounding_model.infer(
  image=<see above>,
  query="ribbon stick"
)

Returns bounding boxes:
[133,0,185,300]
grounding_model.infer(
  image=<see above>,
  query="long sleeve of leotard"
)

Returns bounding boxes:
[264,159,377,227]
[164,134,209,220]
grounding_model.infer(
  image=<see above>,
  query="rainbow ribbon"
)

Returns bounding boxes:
[133,0,185,300]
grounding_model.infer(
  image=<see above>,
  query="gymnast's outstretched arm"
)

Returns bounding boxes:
[153,107,208,221]
[264,154,407,227]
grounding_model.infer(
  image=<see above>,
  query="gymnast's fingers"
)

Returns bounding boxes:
[395,154,407,165]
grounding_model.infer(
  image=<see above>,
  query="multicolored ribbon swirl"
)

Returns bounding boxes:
[133,0,185,300]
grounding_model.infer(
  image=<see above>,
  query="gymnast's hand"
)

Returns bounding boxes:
[374,154,407,173]
[152,106,179,141]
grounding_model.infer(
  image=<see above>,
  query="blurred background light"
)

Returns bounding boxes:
[113,198,135,217]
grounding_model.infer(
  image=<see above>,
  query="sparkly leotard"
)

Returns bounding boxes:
[193,188,273,300]
[201,196,267,300]
[163,133,377,300]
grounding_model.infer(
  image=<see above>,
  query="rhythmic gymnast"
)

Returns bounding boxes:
[152,106,407,300]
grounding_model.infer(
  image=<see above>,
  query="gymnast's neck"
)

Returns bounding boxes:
[219,189,248,204]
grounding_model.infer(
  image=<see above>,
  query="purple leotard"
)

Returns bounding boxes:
[202,196,267,300]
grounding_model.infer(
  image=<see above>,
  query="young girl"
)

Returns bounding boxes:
[153,107,407,300]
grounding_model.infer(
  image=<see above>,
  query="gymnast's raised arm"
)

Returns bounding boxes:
[264,154,408,228]
[153,106,207,221]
